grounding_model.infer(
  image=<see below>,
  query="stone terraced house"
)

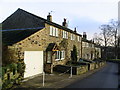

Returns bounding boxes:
[2,8,101,78]
[81,32,101,60]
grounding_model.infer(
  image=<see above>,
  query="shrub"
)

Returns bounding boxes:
[71,45,77,63]
[17,62,25,75]
[2,67,7,78]
[9,63,17,72]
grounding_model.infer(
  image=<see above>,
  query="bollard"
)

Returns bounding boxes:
[43,71,45,87]
[70,66,72,78]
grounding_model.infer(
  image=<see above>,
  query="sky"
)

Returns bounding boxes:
[0,0,118,39]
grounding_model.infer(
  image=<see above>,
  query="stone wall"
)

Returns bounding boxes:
[53,61,106,75]
[8,23,82,73]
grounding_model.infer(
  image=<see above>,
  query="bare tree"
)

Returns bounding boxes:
[93,33,103,46]
[99,24,113,47]
[109,19,118,59]
[99,24,113,59]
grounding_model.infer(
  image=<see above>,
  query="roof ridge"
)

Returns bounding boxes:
[17,8,82,36]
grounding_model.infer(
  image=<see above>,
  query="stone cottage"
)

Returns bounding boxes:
[2,8,82,78]
[81,32,101,60]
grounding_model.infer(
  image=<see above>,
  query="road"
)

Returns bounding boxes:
[65,62,118,88]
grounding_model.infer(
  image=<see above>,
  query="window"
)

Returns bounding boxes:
[55,28,58,37]
[71,34,75,40]
[82,42,85,47]
[50,26,53,36]
[61,51,65,59]
[49,26,58,37]
[47,51,52,63]
[55,51,61,60]
[53,27,56,36]
[55,51,65,60]
[62,30,68,39]
[77,36,81,42]
[86,43,88,47]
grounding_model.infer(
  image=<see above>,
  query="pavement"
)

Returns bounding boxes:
[13,64,106,89]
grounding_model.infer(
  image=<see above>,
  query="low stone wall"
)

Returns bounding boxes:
[75,65,88,75]
[88,63,95,70]
[53,61,106,75]
[53,65,88,75]
[95,62,99,69]
[53,65,71,73]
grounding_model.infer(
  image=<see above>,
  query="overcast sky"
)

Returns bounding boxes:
[0,0,118,39]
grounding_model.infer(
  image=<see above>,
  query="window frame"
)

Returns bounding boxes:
[49,26,59,37]
[61,50,65,60]
[55,51,61,60]
[63,30,68,39]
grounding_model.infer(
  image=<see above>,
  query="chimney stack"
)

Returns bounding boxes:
[62,18,68,27]
[74,27,77,33]
[47,13,52,22]
[83,32,87,40]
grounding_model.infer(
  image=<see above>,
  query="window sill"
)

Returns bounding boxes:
[49,35,59,38]
[61,58,64,60]
[55,59,64,61]
[55,59,60,61]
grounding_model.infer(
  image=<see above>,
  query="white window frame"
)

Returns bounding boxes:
[78,36,81,42]
[61,51,65,60]
[63,30,68,39]
[52,27,56,36]
[50,26,53,36]
[49,26,59,37]
[71,34,75,40]
[55,51,61,60]
[55,28,58,37]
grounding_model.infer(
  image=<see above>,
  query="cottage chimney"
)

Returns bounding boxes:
[47,13,52,22]
[74,27,77,33]
[83,32,87,40]
[62,18,68,27]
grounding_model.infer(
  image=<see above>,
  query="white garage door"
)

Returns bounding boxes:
[24,51,43,78]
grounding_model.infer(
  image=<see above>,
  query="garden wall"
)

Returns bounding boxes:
[53,61,106,75]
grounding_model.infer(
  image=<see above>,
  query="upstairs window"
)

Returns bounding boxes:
[49,26,58,37]
[62,30,68,39]
[50,26,53,36]
[82,42,85,47]
[77,36,81,42]
[71,34,75,40]
[56,28,58,37]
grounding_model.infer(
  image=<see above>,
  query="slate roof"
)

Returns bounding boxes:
[2,27,44,45]
[82,38,94,44]
[2,8,82,45]
[46,43,59,51]
[2,8,82,36]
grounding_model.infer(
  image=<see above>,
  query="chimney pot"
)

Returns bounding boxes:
[83,32,87,40]
[74,27,77,33]
[47,13,52,22]
[62,18,67,27]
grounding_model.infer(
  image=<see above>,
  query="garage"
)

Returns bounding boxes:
[24,51,43,78]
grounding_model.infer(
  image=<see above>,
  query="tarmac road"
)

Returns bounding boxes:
[65,62,118,88]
